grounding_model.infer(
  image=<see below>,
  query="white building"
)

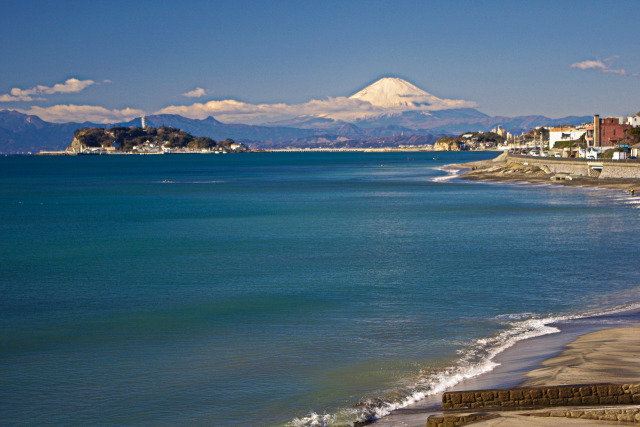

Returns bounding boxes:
[628,115,640,127]
[548,125,587,149]
[491,125,508,138]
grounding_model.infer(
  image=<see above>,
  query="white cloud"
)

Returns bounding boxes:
[0,78,96,102]
[156,95,477,124]
[17,105,144,124]
[571,60,607,71]
[182,87,207,98]
[571,58,626,76]
[11,77,478,125]
[602,68,627,76]
[0,93,44,102]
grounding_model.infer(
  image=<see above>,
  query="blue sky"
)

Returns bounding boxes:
[1,0,639,123]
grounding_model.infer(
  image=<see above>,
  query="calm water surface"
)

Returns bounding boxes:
[1,152,639,425]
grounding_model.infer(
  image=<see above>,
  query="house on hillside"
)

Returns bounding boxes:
[548,125,587,150]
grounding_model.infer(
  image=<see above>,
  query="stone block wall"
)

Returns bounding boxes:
[442,383,640,410]
[599,163,640,179]
[506,156,589,176]
[530,408,640,423]
[426,413,495,427]
[506,154,640,178]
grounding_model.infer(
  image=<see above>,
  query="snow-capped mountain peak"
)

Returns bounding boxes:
[349,77,444,108]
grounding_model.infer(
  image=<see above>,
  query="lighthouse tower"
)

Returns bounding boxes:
[141,114,147,129]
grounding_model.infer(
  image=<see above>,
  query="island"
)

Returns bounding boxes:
[433,132,505,151]
[65,126,249,154]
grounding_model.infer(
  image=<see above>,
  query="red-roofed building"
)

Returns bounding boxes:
[589,115,632,148]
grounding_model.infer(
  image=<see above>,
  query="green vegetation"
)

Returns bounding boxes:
[434,131,505,149]
[72,127,114,148]
[626,127,640,145]
[436,136,458,144]
[553,139,585,149]
[599,148,624,159]
[70,126,247,153]
[471,131,506,143]
[525,127,549,140]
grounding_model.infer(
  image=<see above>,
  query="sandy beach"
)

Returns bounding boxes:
[376,322,640,426]
[522,327,640,388]
[470,327,640,426]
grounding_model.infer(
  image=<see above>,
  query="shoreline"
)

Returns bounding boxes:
[375,310,640,426]
[448,152,640,191]
[31,148,503,155]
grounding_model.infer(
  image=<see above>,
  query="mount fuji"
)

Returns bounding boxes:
[260,77,590,137]
[264,77,485,128]
[348,77,472,110]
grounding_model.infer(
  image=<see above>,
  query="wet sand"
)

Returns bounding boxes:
[522,327,640,387]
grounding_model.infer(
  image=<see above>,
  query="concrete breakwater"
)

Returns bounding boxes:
[442,383,640,410]
[506,154,640,178]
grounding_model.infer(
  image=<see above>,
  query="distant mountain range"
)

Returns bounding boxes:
[0,78,594,153]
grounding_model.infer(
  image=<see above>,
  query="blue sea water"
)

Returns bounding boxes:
[1,152,639,425]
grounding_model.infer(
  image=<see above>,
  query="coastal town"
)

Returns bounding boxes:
[431,112,640,160]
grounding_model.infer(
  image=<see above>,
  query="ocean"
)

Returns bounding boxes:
[1,152,639,426]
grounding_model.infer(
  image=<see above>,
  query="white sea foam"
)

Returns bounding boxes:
[431,165,464,182]
[289,413,336,427]
[288,299,640,426]
[289,314,568,426]
[350,316,565,423]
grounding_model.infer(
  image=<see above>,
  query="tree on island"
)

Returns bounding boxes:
[68,126,248,153]
[434,131,506,150]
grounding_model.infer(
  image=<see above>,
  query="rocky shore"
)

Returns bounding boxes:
[453,152,640,191]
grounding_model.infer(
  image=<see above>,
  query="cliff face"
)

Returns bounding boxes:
[433,139,460,151]
[66,136,84,153]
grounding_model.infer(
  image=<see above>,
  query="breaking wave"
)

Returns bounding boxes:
[430,165,464,182]
[287,302,640,426]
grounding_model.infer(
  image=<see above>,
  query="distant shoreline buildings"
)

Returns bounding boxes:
[490,113,640,159]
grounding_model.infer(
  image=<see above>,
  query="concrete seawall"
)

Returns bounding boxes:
[506,154,640,179]
[442,383,640,410]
